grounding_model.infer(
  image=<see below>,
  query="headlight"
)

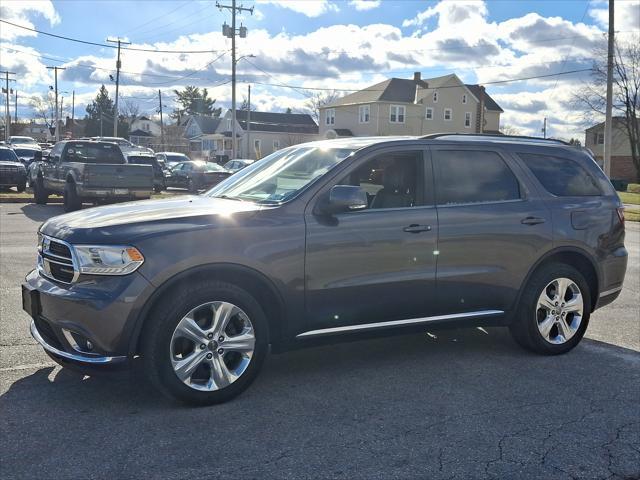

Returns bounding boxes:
[74,245,144,275]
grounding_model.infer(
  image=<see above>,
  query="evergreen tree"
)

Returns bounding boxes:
[83,85,129,137]
[171,86,221,123]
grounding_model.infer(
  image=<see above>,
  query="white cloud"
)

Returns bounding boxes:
[349,0,381,11]
[403,0,487,28]
[589,0,640,33]
[256,0,339,18]
[0,0,60,41]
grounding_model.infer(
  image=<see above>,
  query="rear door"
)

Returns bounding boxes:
[431,145,553,315]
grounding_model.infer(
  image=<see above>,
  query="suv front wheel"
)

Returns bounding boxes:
[510,263,591,355]
[142,280,269,405]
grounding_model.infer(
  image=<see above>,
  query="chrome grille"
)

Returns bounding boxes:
[39,236,79,284]
[0,165,19,174]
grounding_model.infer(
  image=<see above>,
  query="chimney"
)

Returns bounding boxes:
[413,72,421,82]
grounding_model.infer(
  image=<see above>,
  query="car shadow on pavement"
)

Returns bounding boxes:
[18,204,65,222]
[2,327,639,479]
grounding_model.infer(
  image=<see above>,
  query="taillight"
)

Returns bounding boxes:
[616,207,625,226]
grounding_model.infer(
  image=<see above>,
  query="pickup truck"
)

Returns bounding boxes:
[30,140,154,212]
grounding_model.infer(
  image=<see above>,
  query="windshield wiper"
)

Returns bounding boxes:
[214,195,246,202]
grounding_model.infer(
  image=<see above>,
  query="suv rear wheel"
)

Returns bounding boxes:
[510,263,591,355]
[142,280,269,405]
[33,177,49,205]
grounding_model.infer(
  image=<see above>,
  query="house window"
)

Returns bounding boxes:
[595,132,604,144]
[226,119,231,131]
[273,139,280,151]
[462,94,467,104]
[464,112,471,128]
[444,108,452,121]
[390,105,405,123]
[224,139,232,150]
[426,107,433,120]
[325,108,335,126]
[358,104,370,123]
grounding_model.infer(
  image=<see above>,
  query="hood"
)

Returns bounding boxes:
[40,195,264,243]
[0,160,25,168]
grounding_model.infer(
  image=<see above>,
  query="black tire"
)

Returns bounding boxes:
[153,184,163,193]
[63,182,81,212]
[16,181,26,193]
[33,177,49,205]
[187,178,198,193]
[141,280,269,405]
[509,263,591,355]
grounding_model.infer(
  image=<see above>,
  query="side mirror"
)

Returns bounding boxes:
[322,185,368,215]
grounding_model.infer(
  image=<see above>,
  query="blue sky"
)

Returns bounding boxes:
[1,0,639,138]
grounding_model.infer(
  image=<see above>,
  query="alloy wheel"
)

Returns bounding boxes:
[536,277,584,344]
[169,301,255,391]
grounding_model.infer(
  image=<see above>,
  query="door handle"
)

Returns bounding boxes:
[403,224,431,233]
[521,216,546,225]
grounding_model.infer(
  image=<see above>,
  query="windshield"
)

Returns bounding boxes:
[10,137,36,144]
[13,149,37,158]
[166,154,189,162]
[0,149,19,162]
[204,163,226,172]
[128,156,156,165]
[206,146,353,204]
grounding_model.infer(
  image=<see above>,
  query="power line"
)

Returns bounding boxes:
[121,0,192,37]
[0,19,224,54]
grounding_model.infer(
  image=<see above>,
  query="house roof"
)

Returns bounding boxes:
[326,73,503,112]
[235,110,318,134]
[129,129,154,137]
[585,117,635,131]
[190,115,222,135]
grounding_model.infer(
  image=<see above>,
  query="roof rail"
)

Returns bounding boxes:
[420,133,571,146]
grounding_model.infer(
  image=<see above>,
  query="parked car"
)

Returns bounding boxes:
[30,140,154,212]
[7,135,38,147]
[12,146,42,169]
[22,134,627,405]
[224,158,255,173]
[164,160,231,192]
[156,152,190,170]
[0,147,27,192]
[125,151,165,192]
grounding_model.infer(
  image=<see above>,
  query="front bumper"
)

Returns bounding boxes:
[22,268,153,368]
[0,172,27,185]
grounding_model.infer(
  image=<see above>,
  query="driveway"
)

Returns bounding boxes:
[1,203,638,480]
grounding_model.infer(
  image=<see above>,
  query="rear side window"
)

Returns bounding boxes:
[518,153,601,196]
[434,150,521,205]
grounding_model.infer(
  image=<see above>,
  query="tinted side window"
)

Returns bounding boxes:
[434,150,520,205]
[64,143,125,164]
[518,153,601,196]
[340,151,425,209]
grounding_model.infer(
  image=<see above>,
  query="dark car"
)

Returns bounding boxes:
[0,147,27,192]
[156,152,190,170]
[224,158,255,173]
[22,134,627,405]
[125,152,165,192]
[164,160,231,192]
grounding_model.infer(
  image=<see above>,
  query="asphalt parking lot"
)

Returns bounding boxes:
[1,202,639,480]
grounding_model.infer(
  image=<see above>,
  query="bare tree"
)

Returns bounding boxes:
[30,92,56,129]
[573,35,640,181]
[120,99,140,122]
[304,90,342,123]
[500,124,523,136]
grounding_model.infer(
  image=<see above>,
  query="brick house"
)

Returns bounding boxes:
[585,118,640,182]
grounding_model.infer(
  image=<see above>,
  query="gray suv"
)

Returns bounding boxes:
[22,134,627,405]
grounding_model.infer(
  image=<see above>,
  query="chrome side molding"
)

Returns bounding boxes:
[599,286,622,297]
[296,310,504,339]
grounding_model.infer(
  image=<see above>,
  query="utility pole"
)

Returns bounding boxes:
[218,0,253,158]
[60,96,64,136]
[542,117,547,139]
[246,84,251,159]
[46,66,65,141]
[158,89,165,147]
[603,0,615,177]
[1,70,16,140]
[107,37,131,137]
[14,89,18,123]
[71,90,75,123]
